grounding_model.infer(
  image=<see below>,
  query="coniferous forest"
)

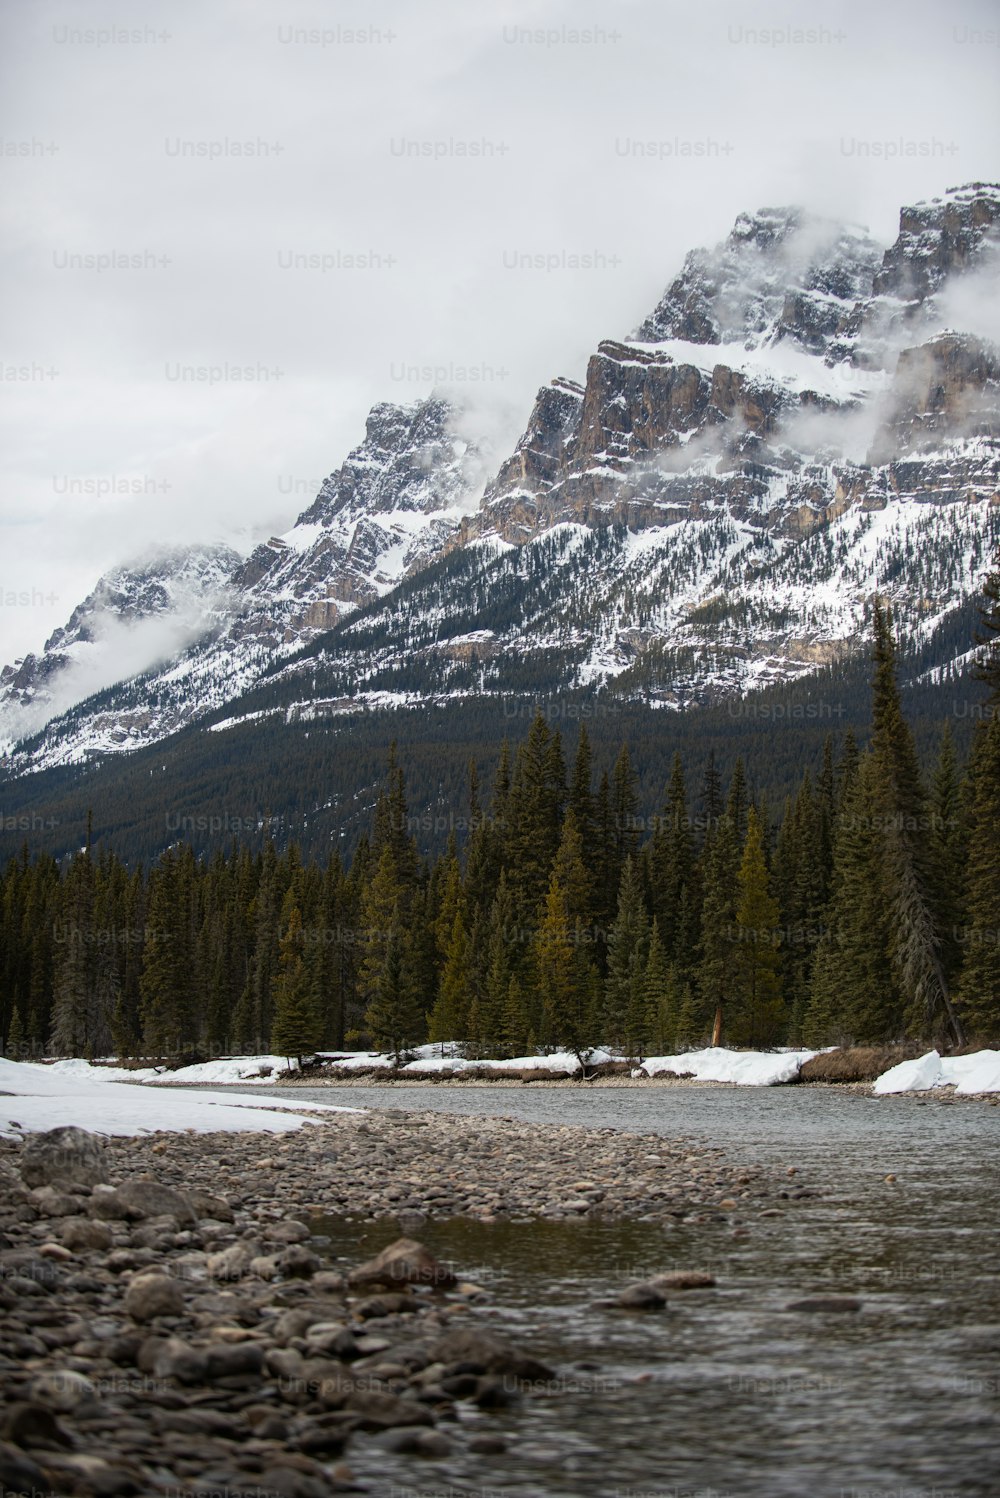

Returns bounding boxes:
[2,593,999,1065]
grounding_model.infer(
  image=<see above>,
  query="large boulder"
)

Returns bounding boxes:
[19,1127,109,1189]
[348,1237,455,1290]
[91,1180,195,1224]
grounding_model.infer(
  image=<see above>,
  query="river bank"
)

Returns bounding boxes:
[2,1081,998,1495]
[0,1104,794,1498]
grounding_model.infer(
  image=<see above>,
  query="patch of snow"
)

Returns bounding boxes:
[873,1049,1000,1095]
[0,1056,359,1136]
[636,1046,821,1086]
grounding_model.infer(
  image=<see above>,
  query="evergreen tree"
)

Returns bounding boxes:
[649,752,697,962]
[928,724,965,991]
[507,713,559,922]
[612,744,641,865]
[270,906,322,1066]
[642,919,673,1053]
[428,909,472,1046]
[729,807,784,1046]
[871,603,964,1044]
[533,871,598,1065]
[603,857,650,1051]
[700,750,723,843]
[973,544,1000,705]
[806,753,902,1044]
[364,904,423,1063]
[696,814,740,1046]
[139,849,195,1057]
[726,757,749,849]
[49,850,97,1057]
[957,710,1000,1036]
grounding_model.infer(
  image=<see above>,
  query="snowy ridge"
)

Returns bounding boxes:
[3,185,1000,775]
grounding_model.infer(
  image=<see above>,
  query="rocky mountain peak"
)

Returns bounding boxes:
[632,207,882,354]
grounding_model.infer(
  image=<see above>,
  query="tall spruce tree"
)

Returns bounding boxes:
[730,807,784,1046]
[871,603,964,1044]
[270,906,322,1066]
[603,857,650,1051]
[957,710,1000,1035]
[697,814,740,1046]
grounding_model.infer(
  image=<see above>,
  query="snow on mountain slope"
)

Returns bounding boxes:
[1,399,490,766]
[2,184,999,774]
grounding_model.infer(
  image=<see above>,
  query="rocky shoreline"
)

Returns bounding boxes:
[0,1106,799,1496]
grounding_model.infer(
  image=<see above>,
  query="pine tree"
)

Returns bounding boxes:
[503,974,531,1055]
[806,753,902,1044]
[649,753,696,963]
[642,920,673,1053]
[428,909,472,1046]
[612,745,641,865]
[956,710,1000,1037]
[871,603,964,1044]
[533,872,598,1065]
[139,848,195,1057]
[603,857,649,1052]
[507,713,559,922]
[973,544,1000,705]
[928,724,965,991]
[270,906,322,1066]
[729,807,784,1046]
[726,757,749,849]
[480,872,516,1053]
[696,814,739,1046]
[364,905,423,1063]
[700,751,723,843]
[49,850,97,1057]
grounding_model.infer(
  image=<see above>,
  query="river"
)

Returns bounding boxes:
[255,1083,999,1498]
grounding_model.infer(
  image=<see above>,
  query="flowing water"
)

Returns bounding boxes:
[259,1084,1000,1497]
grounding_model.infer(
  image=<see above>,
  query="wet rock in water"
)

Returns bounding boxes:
[352,1291,419,1320]
[263,1219,311,1244]
[616,1282,668,1310]
[786,1295,863,1313]
[123,1271,185,1321]
[428,1327,554,1383]
[473,1374,520,1408]
[396,1210,428,1235]
[276,1243,321,1278]
[650,1270,716,1290]
[469,1432,508,1454]
[348,1236,457,1290]
[343,1389,434,1430]
[20,1126,109,1189]
[381,1425,451,1456]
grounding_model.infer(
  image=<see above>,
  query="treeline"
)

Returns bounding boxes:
[2,602,999,1063]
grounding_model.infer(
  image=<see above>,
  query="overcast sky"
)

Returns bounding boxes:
[1,0,998,661]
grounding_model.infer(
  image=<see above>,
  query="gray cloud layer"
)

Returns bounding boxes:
[2,0,998,659]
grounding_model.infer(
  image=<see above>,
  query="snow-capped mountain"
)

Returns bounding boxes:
[3,182,999,773]
[0,399,490,762]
